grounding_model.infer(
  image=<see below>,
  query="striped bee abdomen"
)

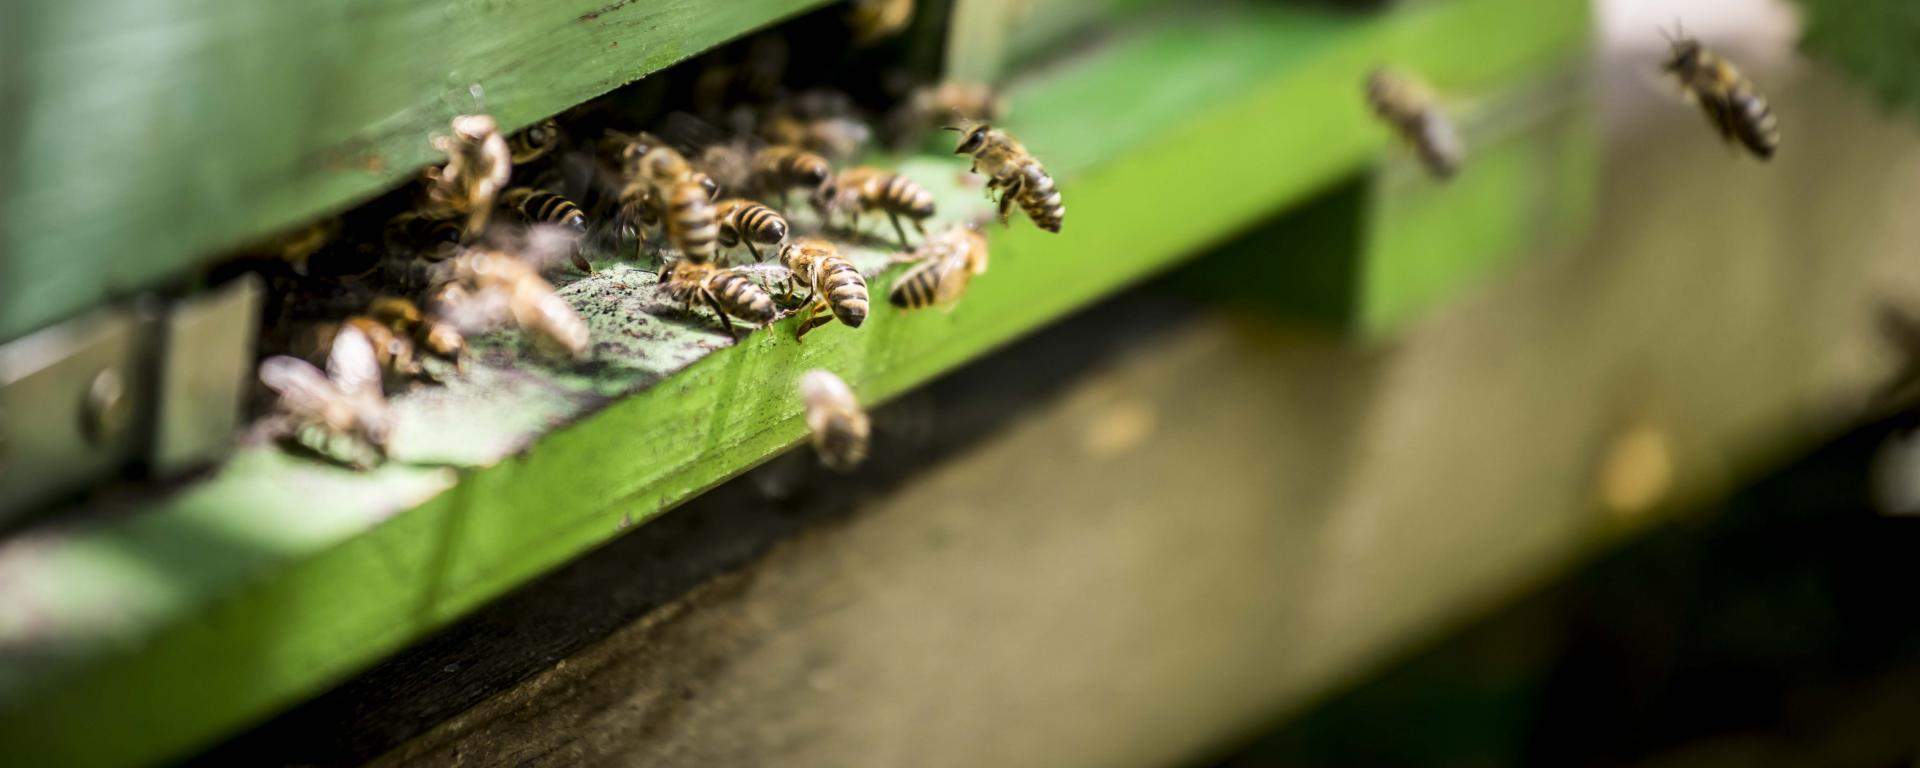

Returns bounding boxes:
[508,119,560,164]
[870,173,936,219]
[503,188,587,232]
[1728,84,1778,159]
[715,199,789,249]
[666,180,719,262]
[888,261,942,309]
[819,257,869,328]
[1013,162,1064,233]
[710,269,776,324]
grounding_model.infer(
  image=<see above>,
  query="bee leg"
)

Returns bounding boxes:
[887,212,913,249]
[702,292,739,340]
[570,247,593,274]
[997,191,1016,224]
[745,240,762,261]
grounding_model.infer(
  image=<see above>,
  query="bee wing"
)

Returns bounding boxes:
[259,356,341,415]
[728,263,796,282]
[932,250,976,305]
[326,325,387,401]
[659,111,731,154]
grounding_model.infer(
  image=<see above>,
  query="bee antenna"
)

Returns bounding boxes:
[941,125,965,133]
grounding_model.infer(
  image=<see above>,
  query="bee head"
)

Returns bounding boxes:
[695,172,720,200]
[1658,23,1700,73]
[949,123,991,156]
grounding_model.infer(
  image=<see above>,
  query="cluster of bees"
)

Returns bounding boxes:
[246,13,1772,474]
[245,44,1053,471]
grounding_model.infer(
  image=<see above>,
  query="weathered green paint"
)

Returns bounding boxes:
[0,0,1589,765]
[0,0,834,344]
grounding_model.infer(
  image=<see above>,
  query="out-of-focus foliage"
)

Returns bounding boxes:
[1793,0,1920,115]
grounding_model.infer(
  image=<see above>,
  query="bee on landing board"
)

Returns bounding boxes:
[950,124,1065,233]
[259,325,394,469]
[817,166,936,248]
[421,114,513,239]
[368,296,466,373]
[1364,69,1465,180]
[798,369,870,472]
[1661,27,1778,160]
[889,224,989,311]
[658,258,778,340]
[500,186,593,272]
[780,237,869,341]
[626,145,721,263]
[714,198,789,261]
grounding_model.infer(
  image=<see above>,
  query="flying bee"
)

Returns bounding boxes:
[259,325,394,468]
[421,114,514,239]
[439,248,591,359]
[888,224,989,310]
[1364,69,1465,180]
[780,237,869,340]
[658,258,778,339]
[1661,28,1778,160]
[714,198,789,261]
[847,0,913,46]
[749,145,834,208]
[950,124,1065,232]
[501,186,592,272]
[798,369,870,472]
[888,81,1005,147]
[507,118,561,165]
[818,166,936,247]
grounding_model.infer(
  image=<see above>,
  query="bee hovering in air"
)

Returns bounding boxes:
[780,237,869,341]
[889,224,989,311]
[500,186,593,272]
[507,118,562,165]
[657,258,778,340]
[749,144,834,208]
[798,369,870,472]
[1661,26,1778,160]
[817,166,936,248]
[435,248,591,359]
[421,114,514,239]
[259,325,394,469]
[714,198,789,261]
[847,0,914,46]
[1364,69,1465,180]
[951,124,1064,232]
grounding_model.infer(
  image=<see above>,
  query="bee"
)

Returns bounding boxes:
[1661,29,1778,160]
[749,145,834,207]
[798,369,870,472]
[818,166,936,247]
[259,325,394,468]
[421,114,514,239]
[951,124,1064,232]
[368,295,466,369]
[384,211,466,261]
[501,186,593,272]
[888,224,989,310]
[248,217,341,274]
[1364,69,1465,180]
[888,81,1005,146]
[759,96,872,162]
[439,248,591,359]
[658,258,778,339]
[780,237,869,340]
[619,145,720,262]
[848,0,913,46]
[714,198,789,261]
[507,118,561,165]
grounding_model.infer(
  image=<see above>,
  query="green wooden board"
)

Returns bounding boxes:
[0,0,835,344]
[0,0,1589,765]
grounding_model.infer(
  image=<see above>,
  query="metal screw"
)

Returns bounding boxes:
[82,367,130,447]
